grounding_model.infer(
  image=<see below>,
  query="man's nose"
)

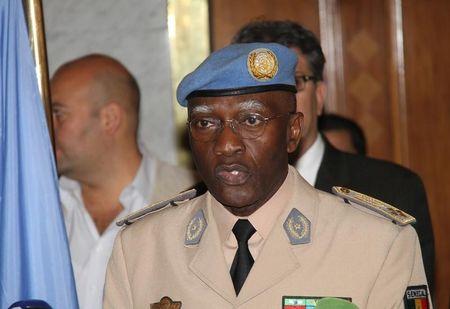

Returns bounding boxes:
[213,121,245,156]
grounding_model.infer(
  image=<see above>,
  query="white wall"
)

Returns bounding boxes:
[44,0,176,163]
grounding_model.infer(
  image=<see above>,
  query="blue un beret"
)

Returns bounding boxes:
[176,42,298,106]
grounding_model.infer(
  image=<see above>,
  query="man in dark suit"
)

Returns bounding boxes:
[233,20,435,293]
[318,113,367,155]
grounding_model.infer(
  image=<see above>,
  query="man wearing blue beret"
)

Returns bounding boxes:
[103,43,431,308]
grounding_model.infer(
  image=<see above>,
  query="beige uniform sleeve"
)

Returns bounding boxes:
[366,225,432,308]
[103,230,133,309]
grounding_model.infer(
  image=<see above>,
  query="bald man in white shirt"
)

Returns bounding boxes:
[51,54,197,309]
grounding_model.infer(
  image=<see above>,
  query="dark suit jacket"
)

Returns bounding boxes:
[315,138,435,293]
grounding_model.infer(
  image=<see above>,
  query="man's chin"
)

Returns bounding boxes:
[222,202,263,217]
[56,168,65,178]
[210,188,263,216]
[55,163,70,178]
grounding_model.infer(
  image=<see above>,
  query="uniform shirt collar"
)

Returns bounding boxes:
[295,134,325,186]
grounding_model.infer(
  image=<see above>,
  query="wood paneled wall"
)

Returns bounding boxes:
[210,0,450,307]
[210,0,320,49]
[402,1,450,306]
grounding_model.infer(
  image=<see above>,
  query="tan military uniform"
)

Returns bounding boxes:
[103,166,430,309]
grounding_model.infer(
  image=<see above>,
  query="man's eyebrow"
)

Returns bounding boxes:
[238,99,265,110]
[191,105,213,113]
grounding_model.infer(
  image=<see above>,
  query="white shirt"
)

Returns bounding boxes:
[59,155,156,309]
[294,135,325,185]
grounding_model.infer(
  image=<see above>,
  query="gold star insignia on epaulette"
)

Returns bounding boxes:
[247,48,278,81]
[332,186,416,225]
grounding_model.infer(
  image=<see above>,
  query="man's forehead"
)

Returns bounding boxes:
[188,97,271,113]
[51,73,99,107]
[52,68,93,94]
[294,53,312,74]
[52,74,91,94]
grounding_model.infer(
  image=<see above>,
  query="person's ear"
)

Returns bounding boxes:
[287,112,303,153]
[100,102,122,134]
[315,81,327,116]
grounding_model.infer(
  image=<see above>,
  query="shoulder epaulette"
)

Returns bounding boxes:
[116,188,197,227]
[332,186,416,226]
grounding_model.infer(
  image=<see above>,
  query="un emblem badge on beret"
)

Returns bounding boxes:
[247,48,279,81]
[283,208,311,245]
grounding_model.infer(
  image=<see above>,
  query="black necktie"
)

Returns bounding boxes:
[230,219,256,295]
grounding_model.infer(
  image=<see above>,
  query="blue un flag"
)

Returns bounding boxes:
[0,0,78,308]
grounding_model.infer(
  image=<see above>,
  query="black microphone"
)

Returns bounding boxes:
[9,300,52,309]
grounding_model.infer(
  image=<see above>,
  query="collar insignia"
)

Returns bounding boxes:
[185,209,207,246]
[247,48,278,81]
[283,208,311,245]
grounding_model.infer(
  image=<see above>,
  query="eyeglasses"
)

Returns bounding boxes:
[188,112,296,142]
[296,75,317,90]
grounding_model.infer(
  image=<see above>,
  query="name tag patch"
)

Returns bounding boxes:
[282,296,352,308]
[404,285,429,309]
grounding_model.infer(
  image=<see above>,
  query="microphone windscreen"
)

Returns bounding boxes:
[8,300,52,309]
[315,297,358,309]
